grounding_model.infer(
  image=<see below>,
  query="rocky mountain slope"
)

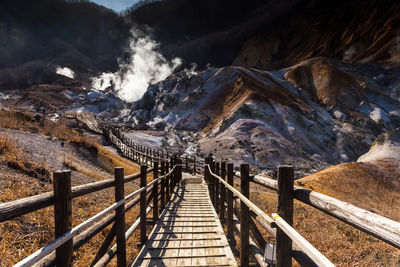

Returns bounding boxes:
[126,57,400,171]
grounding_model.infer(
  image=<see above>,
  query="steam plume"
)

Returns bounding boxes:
[91,35,181,102]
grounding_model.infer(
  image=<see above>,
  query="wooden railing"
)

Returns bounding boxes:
[204,155,400,267]
[76,112,203,171]
[204,160,334,267]
[1,156,183,266]
[3,112,397,266]
[246,172,400,249]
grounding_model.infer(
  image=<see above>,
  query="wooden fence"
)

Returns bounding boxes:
[1,157,184,266]
[76,112,203,173]
[1,112,399,266]
[204,155,400,267]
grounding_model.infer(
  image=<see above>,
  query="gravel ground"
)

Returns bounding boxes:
[0,128,112,186]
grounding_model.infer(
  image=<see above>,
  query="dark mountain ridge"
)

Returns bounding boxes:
[128,0,400,69]
[0,0,128,70]
[0,0,399,89]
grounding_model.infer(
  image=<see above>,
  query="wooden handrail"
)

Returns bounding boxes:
[14,198,125,267]
[249,174,400,249]
[94,205,153,267]
[34,182,156,266]
[206,164,275,227]
[13,162,180,267]
[0,168,152,222]
[207,164,335,267]
[232,197,317,266]
[5,112,186,266]
[272,213,335,267]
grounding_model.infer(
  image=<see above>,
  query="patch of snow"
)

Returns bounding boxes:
[0,92,10,100]
[49,113,59,122]
[370,107,390,123]
[56,67,75,79]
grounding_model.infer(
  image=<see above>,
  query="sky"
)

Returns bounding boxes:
[90,0,140,12]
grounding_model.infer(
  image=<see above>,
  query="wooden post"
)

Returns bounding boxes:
[171,156,176,189]
[240,164,250,267]
[210,160,216,207]
[204,158,209,182]
[205,157,212,200]
[153,162,159,222]
[227,163,234,244]
[185,155,188,172]
[193,156,196,175]
[140,165,147,246]
[165,161,170,201]
[141,146,143,164]
[160,161,166,211]
[177,158,182,182]
[215,162,220,214]
[277,165,294,267]
[114,167,127,267]
[220,162,226,221]
[169,158,174,193]
[54,170,72,267]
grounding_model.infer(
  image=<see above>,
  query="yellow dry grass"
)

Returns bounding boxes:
[297,162,400,221]
[0,109,87,144]
[0,109,150,266]
[242,162,400,266]
[95,144,141,176]
[0,165,54,266]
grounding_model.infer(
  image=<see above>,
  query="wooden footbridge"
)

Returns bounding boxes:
[1,115,400,267]
[133,173,237,267]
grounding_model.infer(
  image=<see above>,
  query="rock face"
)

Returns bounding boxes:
[358,129,400,164]
[4,56,398,173]
[1,80,128,121]
[356,129,400,189]
[128,57,400,172]
[297,128,400,195]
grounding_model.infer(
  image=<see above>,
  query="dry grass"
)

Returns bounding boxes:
[241,162,400,266]
[0,109,85,143]
[0,109,150,266]
[95,144,141,176]
[0,171,54,266]
[297,162,400,221]
[0,147,146,266]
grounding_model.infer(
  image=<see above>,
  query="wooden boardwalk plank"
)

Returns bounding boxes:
[131,173,238,267]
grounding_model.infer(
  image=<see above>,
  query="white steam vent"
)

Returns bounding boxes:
[91,35,182,102]
[56,67,75,79]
